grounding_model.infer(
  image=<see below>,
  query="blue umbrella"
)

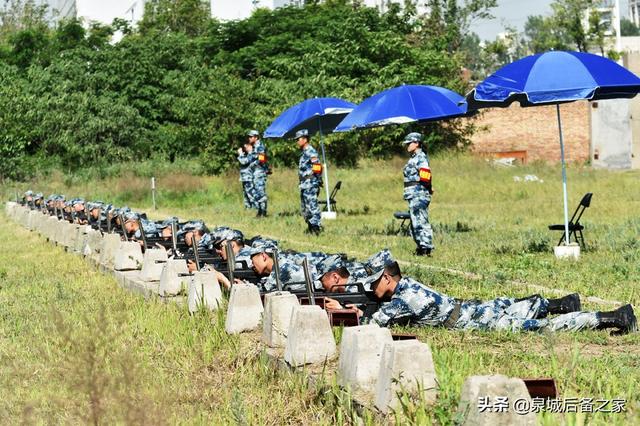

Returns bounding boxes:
[264,97,356,214]
[465,51,640,246]
[334,85,469,132]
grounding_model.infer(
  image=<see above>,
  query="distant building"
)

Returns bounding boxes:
[630,0,640,26]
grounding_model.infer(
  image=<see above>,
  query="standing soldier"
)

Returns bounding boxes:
[237,139,255,210]
[402,132,434,256]
[249,130,269,217]
[296,129,323,234]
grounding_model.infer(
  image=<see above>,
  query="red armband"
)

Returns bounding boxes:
[419,167,432,183]
[258,153,267,164]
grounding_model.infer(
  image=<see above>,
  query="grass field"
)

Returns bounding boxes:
[1,153,639,424]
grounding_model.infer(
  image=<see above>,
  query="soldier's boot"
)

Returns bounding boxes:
[415,247,431,256]
[596,304,637,335]
[308,224,322,235]
[547,293,581,315]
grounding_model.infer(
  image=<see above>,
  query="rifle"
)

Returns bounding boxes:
[107,211,112,233]
[302,257,315,305]
[118,214,128,241]
[171,221,178,254]
[272,248,282,291]
[225,241,235,286]
[97,207,102,232]
[137,218,148,251]
[192,238,201,272]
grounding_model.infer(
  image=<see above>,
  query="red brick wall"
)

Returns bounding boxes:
[470,102,591,164]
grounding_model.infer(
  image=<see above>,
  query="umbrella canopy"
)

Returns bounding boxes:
[466,50,640,109]
[334,85,469,132]
[465,51,640,246]
[264,97,356,139]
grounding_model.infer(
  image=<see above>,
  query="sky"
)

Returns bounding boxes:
[469,0,630,42]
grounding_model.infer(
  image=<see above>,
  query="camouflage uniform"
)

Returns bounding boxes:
[367,277,601,332]
[298,138,323,228]
[238,148,256,209]
[402,133,434,252]
[252,139,269,215]
[315,254,369,293]
[248,239,316,292]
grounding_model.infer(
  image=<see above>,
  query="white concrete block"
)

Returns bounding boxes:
[262,291,300,347]
[73,225,90,254]
[19,208,30,228]
[338,324,393,397]
[5,201,17,218]
[554,243,580,260]
[83,228,103,258]
[457,375,536,426]
[187,271,223,313]
[140,248,169,281]
[158,259,190,296]
[284,305,336,367]
[54,220,69,245]
[114,241,144,271]
[224,283,264,334]
[374,340,438,414]
[63,223,80,249]
[44,216,59,241]
[99,233,122,269]
[27,210,39,231]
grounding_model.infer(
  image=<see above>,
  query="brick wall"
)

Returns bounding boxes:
[470,102,591,164]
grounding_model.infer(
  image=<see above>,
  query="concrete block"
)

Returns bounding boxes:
[27,210,40,231]
[456,375,536,426]
[19,208,30,228]
[374,340,438,414]
[262,292,300,347]
[83,229,103,258]
[284,305,336,367]
[72,225,90,254]
[224,283,264,334]
[99,233,122,269]
[114,241,144,271]
[140,248,169,281]
[554,243,580,260]
[187,271,223,313]
[338,324,393,397]
[158,259,190,296]
[63,223,80,249]
[44,216,59,241]
[54,221,69,245]
[5,201,17,218]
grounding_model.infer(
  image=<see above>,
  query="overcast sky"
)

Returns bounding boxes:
[469,0,630,41]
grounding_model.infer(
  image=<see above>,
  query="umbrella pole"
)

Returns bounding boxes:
[556,104,571,246]
[318,119,332,213]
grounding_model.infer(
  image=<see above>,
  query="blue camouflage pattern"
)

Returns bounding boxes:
[368,277,602,332]
[252,140,268,212]
[238,149,256,209]
[298,144,322,227]
[403,149,434,250]
[134,218,161,239]
[260,252,317,293]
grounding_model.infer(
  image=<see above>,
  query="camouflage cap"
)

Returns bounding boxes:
[247,238,277,256]
[211,227,244,246]
[363,249,395,285]
[87,201,104,211]
[24,190,34,197]
[123,211,140,223]
[315,254,344,278]
[71,198,85,206]
[157,217,179,229]
[403,132,423,144]
[34,192,43,200]
[294,129,309,139]
[247,129,260,137]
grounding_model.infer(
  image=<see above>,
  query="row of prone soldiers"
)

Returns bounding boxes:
[19,190,637,335]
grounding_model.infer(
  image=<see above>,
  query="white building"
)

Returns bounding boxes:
[630,0,640,26]
[42,0,140,26]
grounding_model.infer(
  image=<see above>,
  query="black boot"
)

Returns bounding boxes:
[547,293,581,315]
[415,247,431,256]
[596,304,637,335]
[310,224,322,235]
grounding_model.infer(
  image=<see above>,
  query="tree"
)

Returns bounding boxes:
[621,18,640,36]
[0,0,48,42]
[524,15,570,53]
[139,0,210,36]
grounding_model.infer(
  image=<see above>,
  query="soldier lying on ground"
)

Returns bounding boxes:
[343,257,637,335]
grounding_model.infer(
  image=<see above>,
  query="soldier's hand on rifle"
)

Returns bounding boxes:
[345,304,364,318]
[324,297,344,311]
[215,271,231,289]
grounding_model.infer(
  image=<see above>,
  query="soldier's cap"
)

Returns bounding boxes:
[247,129,260,137]
[315,254,345,278]
[71,198,85,206]
[24,190,34,197]
[34,192,43,200]
[403,132,423,144]
[157,217,179,229]
[294,129,309,139]
[123,211,140,223]
[248,238,278,257]
[87,201,104,211]
[64,200,73,207]
[177,220,208,238]
[363,249,395,286]
[211,227,244,246]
